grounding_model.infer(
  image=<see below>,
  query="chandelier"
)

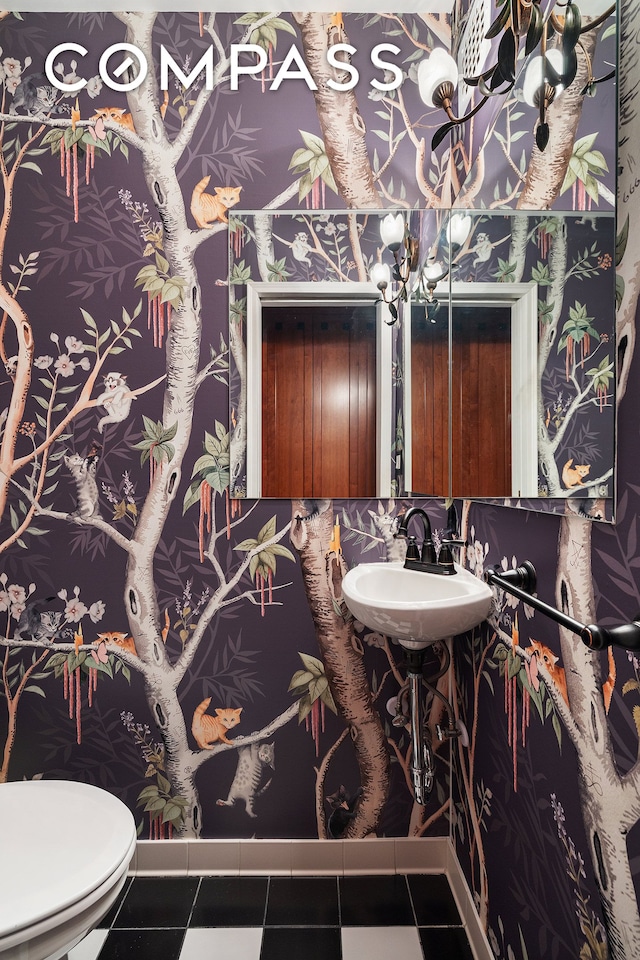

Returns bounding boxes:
[417,0,615,152]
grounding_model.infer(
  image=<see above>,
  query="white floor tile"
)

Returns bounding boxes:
[179,927,262,960]
[68,929,108,960]
[341,926,423,960]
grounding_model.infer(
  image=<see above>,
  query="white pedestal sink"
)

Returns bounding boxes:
[342,561,493,649]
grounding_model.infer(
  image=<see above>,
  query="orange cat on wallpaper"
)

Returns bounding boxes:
[190,176,241,227]
[97,630,138,656]
[562,458,590,488]
[527,639,569,708]
[192,698,242,748]
[91,107,135,132]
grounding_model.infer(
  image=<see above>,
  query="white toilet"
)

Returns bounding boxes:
[0,780,137,960]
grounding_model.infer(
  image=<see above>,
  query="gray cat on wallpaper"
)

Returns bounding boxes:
[14,599,73,643]
[216,740,275,818]
[9,74,65,120]
[63,446,101,520]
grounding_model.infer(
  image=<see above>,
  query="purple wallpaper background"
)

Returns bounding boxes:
[0,7,635,959]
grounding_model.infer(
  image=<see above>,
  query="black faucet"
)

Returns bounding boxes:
[395,507,456,575]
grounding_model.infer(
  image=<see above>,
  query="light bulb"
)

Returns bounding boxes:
[422,260,445,283]
[417,48,459,108]
[370,261,391,289]
[380,213,405,251]
[522,49,565,107]
[446,213,472,247]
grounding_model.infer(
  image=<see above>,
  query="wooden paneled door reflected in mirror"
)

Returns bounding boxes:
[451,304,512,498]
[410,303,512,497]
[407,283,538,500]
[261,303,377,498]
[239,281,392,499]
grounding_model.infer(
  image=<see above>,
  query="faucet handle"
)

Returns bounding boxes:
[420,540,437,564]
[439,538,466,569]
[406,536,420,561]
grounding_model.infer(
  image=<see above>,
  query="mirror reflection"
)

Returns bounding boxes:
[229,210,615,517]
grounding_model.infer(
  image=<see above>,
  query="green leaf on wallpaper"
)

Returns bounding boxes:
[531,262,550,284]
[616,216,629,266]
[552,712,562,751]
[518,925,530,960]
[289,670,315,691]
[493,643,509,661]
[309,675,328,703]
[298,652,324,676]
[229,261,251,285]
[481,670,494,695]
[507,654,521,679]
[80,307,97,330]
[632,705,640,738]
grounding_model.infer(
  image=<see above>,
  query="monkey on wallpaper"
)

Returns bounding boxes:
[96,373,135,434]
[291,232,314,265]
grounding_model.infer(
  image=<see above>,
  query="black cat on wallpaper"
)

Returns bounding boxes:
[326,785,363,839]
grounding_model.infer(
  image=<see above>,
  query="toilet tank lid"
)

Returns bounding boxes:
[0,780,137,938]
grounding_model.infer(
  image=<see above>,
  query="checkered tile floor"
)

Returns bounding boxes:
[70,874,474,960]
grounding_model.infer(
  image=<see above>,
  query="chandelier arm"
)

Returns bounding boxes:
[576,37,594,86]
[448,94,490,126]
[510,0,521,38]
[464,63,499,87]
[538,24,547,129]
[432,92,491,149]
[479,74,516,98]
[548,11,566,33]
[581,67,615,93]
[579,4,615,32]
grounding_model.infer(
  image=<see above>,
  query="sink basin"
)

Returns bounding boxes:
[341,561,493,649]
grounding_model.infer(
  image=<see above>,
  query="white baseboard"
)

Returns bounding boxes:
[128,836,492,960]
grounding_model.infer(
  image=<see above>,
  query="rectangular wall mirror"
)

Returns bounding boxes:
[229,209,616,519]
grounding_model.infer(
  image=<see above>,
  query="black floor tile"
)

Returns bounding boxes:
[190,876,269,927]
[407,873,462,926]
[265,877,339,926]
[339,875,414,926]
[261,926,342,960]
[97,877,133,928]
[419,926,475,959]
[97,928,185,960]
[113,877,199,928]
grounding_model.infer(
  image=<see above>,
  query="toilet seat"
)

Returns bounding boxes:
[0,780,137,960]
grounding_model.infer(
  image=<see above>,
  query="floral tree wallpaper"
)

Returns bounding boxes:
[0,5,636,960]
